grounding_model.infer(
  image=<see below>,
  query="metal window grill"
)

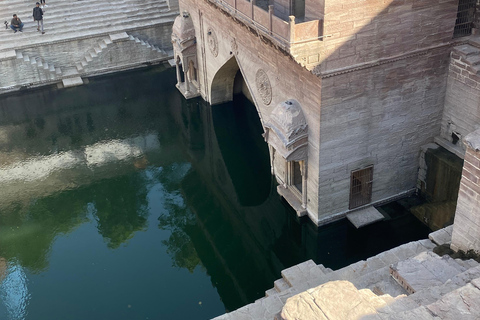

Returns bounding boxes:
[453,0,476,38]
[349,166,373,210]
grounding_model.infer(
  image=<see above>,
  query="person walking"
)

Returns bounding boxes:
[40,0,47,8]
[33,2,45,34]
[10,14,23,33]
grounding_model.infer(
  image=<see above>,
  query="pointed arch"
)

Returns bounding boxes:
[210,56,241,105]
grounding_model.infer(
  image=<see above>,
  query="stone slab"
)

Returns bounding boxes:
[426,283,480,319]
[277,185,307,217]
[428,227,451,246]
[109,32,130,42]
[62,77,83,88]
[346,206,384,228]
[390,251,464,294]
[168,58,176,67]
[0,50,16,60]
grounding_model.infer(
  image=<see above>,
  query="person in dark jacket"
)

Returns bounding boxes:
[10,14,23,33]
[33,2,44,34]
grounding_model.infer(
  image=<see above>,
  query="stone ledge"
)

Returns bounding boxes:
[464,128,480,151]
[346,206,384,229]
[62,77,83,88]
[277,185,306,217]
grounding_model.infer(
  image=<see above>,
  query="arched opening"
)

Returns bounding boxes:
[210,56,241,105]
[210,58,271,206]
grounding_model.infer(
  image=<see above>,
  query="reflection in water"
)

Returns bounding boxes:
[0,262,30,320]
[0,66,431,319]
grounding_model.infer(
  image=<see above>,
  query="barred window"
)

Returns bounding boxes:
[349,166,373,209]
[453,0,476,38]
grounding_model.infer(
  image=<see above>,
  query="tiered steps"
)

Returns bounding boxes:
[214,226,480,320]
[0,0,177,91]
[15,50,61,81]
[0,0,177,51]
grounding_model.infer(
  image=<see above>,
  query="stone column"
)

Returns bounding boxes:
[301,160,307,209]
[175,58,182,85]
[451,128,480,254]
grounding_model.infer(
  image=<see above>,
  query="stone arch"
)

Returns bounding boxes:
[210,56,242,105]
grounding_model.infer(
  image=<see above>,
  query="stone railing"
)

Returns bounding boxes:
[207,0,323,51]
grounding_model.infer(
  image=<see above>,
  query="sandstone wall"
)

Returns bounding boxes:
[451,129,480,254]
[317,47,450,219]
[440,42,480,155]
[315,0,458,75]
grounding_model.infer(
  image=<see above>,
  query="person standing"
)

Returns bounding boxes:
[33,2,44,34]
[10,14,23,33]
[40,0,47,7]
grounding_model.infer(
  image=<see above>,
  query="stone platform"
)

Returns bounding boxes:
[213,226,480,319]
[0,0,178,93]
[346,206,384,229]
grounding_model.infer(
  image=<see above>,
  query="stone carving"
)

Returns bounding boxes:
[207,27,218,57]
[255,69,272,105]
[264,99,308,161]
[230,38,238,56]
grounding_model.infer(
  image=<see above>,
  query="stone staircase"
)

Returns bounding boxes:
[213,226,480,320]
[0,0,177,50]
[0,0,178,91]
[128,34,171,56]
[15,50,62,81]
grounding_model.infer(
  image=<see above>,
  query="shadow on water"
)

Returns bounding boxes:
[0,66,431,319]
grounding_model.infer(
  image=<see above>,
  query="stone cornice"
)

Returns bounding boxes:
[318,40,468,79]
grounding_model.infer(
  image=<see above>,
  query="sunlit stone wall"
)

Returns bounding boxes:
[451,129,480,254]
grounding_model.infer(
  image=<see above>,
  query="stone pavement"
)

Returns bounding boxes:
[213,226,480,319]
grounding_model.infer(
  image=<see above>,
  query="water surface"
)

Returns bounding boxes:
[0,66,431,319]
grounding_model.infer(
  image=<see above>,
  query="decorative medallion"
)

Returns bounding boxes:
[230,38,238,56]
[255,69,272,105]
[207,27,218,57]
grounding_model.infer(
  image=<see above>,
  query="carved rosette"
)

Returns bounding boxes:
[207,27,218,57]
[255,69,272,105]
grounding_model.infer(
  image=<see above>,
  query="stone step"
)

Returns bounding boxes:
[455,258,480,269]
[428,225,453,246]
[274,278,291,292]
[453,44,480,58]
[318,264,333,274]
[464,54,480,66]
[390,251,467,294]
[280,259,326,287]
[423,279,480,318]
[0,12,177,51]
[4,0,169,25]
[265,288,277,297]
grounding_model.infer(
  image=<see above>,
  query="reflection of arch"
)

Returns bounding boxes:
[210,56,241,105]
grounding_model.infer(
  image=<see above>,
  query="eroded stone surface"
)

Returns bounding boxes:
[279,281,384,320]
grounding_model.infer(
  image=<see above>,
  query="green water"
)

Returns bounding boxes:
[0,66,430,320]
